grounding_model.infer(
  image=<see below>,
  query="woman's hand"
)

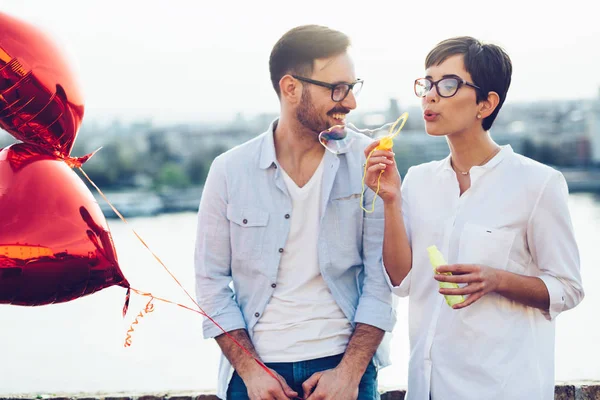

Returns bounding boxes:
[363,140,401,204]
[434,264,503,309]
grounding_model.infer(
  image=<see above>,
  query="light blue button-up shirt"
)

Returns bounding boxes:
[194,120,396,399]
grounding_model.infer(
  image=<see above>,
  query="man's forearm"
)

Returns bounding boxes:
[215,329,262,379]
[497,270,550,311]
[337,323,385,384]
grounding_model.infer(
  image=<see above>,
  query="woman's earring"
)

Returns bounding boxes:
[477,113,482,119]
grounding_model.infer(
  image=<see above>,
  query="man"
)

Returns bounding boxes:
[194,25,396,400]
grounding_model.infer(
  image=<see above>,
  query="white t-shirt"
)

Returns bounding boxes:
[253,156,353,362]
[388,145,584,400]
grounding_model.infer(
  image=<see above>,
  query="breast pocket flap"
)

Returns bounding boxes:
[227,206,269,227]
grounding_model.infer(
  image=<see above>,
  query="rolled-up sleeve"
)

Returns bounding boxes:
[383,268,412,297]
[195,155,247,338]
[354,182,396,332]
[527,170,584,320]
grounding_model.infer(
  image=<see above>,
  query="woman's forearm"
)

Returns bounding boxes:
[382,199,412,286]
[496,270,550,311]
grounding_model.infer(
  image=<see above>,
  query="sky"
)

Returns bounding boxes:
[2,0,599,124]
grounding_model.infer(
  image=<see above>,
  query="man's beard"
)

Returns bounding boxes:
[295,88,329,138]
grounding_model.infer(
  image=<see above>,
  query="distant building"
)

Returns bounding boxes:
[586,97,600,165]
[387,98,401,122]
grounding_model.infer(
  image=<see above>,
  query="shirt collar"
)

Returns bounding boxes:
[484,144,513,169]
[258,119,354,170]
[437,144,513,176]
[258,119,279,170]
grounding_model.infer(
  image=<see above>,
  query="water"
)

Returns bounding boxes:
[1,193,599,395]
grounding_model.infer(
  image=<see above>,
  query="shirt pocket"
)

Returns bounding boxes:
[458,223,516,271]
[332,193,362,251]
[227,205,269,260]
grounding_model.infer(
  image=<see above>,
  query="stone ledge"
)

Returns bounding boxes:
[1,383,599,400]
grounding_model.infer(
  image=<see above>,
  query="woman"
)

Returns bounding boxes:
[363,37,584,400]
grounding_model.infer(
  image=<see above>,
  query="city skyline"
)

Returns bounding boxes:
[3,0,599,124]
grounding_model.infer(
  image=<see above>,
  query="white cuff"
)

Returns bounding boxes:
[538,274,566,321]
[381,262,411,297]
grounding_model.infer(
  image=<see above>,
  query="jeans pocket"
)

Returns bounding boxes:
[358,361,380,400]
[226,371,250,400]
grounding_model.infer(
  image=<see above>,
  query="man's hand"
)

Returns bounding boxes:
[435,264,502,309]
[300,323,384,399]
[302,366,360,400]
[242,365,298,400]
[215,329,298,399]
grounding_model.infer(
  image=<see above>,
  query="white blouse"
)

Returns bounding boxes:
[387,145,584,400]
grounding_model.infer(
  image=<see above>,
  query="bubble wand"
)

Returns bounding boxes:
[360,112,408,213]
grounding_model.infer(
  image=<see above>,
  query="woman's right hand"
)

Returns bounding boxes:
[363,140,401,204]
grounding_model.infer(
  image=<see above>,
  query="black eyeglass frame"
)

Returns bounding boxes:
[414,75,482,98]
[292,75,364,102]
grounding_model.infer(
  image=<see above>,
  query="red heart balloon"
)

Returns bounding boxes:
[0,12,84,158]
[0,143,129,306]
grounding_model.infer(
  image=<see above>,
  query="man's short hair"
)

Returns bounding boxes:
[269,25,351,98]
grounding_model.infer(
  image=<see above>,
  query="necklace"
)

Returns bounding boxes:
[452,146,501,176]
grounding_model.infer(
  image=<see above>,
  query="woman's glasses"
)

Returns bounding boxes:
[414,75,481,98]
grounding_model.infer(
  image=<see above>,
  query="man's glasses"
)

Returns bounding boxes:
[292,75,363,102]
[414,75,481,98]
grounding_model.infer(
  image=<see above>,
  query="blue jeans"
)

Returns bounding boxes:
[227,353,379,399]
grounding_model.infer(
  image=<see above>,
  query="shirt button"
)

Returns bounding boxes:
[278,248,284,253]
[242,219,248,224]
[254,312,260,317]
[285,214,290,219]
[271,283,277,288]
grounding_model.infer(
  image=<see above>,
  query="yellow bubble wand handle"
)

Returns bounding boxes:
[361,112,408,213]
[427,245,465,307]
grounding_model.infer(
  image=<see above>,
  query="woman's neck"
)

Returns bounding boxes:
[447,128,500,173]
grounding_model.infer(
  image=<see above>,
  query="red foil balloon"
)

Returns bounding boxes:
[0,12,84,158]
[0,143,129,306]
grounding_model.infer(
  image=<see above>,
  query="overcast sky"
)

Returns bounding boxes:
[2,0,599,124]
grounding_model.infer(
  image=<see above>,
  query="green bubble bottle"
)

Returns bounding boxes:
[427,245,465,307]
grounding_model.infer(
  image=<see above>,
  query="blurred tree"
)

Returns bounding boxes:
[155,162,190,189]
[186,144,228,185]
[81,141,141,188]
